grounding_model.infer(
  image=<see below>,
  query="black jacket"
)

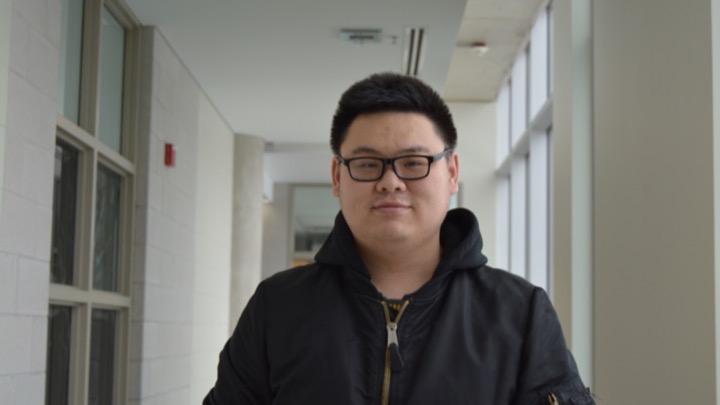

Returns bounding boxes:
[205,209,594,404]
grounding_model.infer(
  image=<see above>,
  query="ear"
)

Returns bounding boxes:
[331,157,341,197]
[448,152,459,195]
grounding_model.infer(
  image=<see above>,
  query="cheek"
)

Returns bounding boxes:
[334,178,354,206]
[337,182,373,210]
[411,180,451,208]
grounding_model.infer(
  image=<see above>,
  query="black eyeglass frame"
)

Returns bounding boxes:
[337,148,454,182]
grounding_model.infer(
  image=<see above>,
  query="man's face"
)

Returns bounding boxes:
[332,112,459,248]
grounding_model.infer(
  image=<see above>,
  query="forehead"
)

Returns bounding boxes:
[341,112,444,155]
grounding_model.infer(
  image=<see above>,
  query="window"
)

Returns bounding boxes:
[47,1,138,404]
[496,5,554,293]
[291,185,339,266]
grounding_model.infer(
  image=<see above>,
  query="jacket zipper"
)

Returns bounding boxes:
[548,393,559,405]
[380,299,410,405]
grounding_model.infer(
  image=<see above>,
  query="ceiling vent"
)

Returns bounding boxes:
[404,27,426,76]
[341,29,383,44]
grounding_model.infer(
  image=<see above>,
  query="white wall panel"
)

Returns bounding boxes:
[192,93,234,404]
[0,1,58,402]
[449,102,497,265]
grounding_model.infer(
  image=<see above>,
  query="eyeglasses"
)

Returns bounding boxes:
[337,148,453,182]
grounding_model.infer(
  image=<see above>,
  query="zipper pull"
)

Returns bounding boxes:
[386,322,403,372]
[548,393,559,405]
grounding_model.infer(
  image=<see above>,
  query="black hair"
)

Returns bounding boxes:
[330,72,457,155]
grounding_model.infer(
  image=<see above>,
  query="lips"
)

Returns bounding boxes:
[373,201,411,214]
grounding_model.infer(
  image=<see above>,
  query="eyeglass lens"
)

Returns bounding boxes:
[348,156,430,180]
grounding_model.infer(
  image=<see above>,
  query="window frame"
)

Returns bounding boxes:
[495,3,554,294]
[48,1,140,404]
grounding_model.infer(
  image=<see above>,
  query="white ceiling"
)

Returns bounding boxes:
[124,0,546,185]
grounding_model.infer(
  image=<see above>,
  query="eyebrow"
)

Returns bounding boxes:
[348,145,433,156]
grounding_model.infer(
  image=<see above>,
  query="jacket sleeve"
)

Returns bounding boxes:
[511,288,595,405]
[203,284,272,405]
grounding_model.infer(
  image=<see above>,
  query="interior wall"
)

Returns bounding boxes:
[592,0,716,402]
[713,0,720,401]
[192,96,234,403]
[0,0,10,217]
[132,27,195,404]
[0,0,59,403]
[448,101,497,265]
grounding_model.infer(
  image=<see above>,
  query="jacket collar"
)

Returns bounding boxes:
[314,208,488,299]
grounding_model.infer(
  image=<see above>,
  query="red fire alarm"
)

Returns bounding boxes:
[164,143,176,167]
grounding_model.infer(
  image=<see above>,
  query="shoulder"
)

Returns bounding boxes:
[260,262,322,289]
[448,265,547,321]
[262,263,323,287]
[249,264,350,341]
[462,265,538,298]
[256,263,344,305]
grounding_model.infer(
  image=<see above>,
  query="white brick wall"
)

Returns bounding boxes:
[0,5,240,404]
[192,95,233,403]
[131,28,234,405]
[0,1,60,403]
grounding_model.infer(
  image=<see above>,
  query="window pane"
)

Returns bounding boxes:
[98,7,126,153]
[529,9,549,118]
[57,0,84,123]
[46,306,72,405]
[528,132,549,291]
[292,186,337,253]
[496,83,510,165]
[88,309,117,405]
[510,49,528,146]
[93,165,121,291]
[51,140,79,285]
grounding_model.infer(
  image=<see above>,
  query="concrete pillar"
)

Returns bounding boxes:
[230,134,265,330]
[592,1,716,402]
[555,0,719,402]
[262,182,292,280]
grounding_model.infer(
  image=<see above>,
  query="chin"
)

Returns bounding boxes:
[370,225,412,242]
[368,233,410,246]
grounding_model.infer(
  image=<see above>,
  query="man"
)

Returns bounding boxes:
[204,73,594,404]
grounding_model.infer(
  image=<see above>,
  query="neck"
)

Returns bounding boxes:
[358,238,442,299]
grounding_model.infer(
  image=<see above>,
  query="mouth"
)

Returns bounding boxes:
[372,202,411,214]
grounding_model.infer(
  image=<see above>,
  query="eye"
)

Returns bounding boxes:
[353,159,381,169]
[401,157,428,168]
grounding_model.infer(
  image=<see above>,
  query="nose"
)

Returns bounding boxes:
[375,162,406,192]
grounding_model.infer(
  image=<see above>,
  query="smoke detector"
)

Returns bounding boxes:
[458,41,489,57]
